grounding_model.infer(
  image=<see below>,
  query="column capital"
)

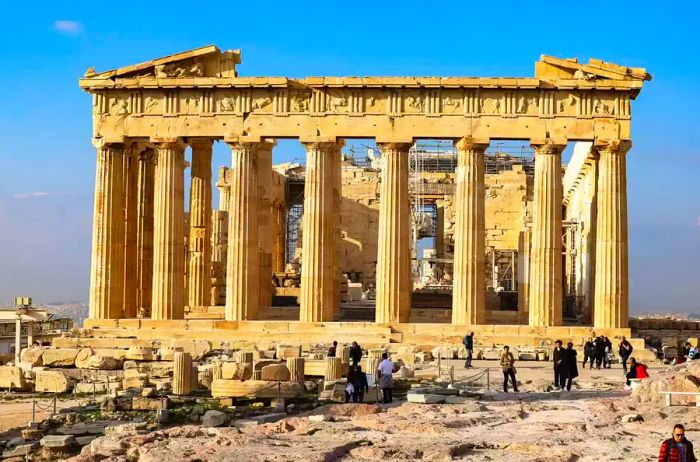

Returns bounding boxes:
[188,138,214,150]
[376,141,413,152]
[137,149,155,162]
[454,137,490,152]
[92,138,125,150]
[301,139,344,151]
[150,137,186,150]
[594,139,632,154]
[531,141,567,156]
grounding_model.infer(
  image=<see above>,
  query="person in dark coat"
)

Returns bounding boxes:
[351,365,369,403]
[583,338,595,369]
[619,336,633,373]
[594,336,606,369]
[603,336,613,368]
[463,331,475,368]
[349,341,363,366]
[552,340,564,390]
[328,341,338,358]
[561,342,579,391]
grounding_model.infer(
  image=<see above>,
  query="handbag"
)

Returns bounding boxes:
[511,366,517,374]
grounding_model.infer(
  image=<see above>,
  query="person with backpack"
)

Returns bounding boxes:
[552,340,565,390]
[582,338,595,369]
[658,424,696,462]
[463,331,474,368]
[618,336,633,373]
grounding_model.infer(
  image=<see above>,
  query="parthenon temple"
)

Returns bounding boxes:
[79,45,651,350]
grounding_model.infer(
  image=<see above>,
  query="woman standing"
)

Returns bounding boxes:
[500,346,519,393]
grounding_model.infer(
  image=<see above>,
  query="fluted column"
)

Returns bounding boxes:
[528,142,566,327]
[122,145,139,318]
[216,166,230,212]
[451,138,488,325]
[210,210,228,305]
[375,142,412,324]
[173,351,192,395]
[226,141,260,320]
[593,140,630,329]
[271,203,286,273]
[331,147,343,319]
[151,140,187,320]
[135,149,155,318]
[257,141,275,311]
[299,141,343,322]
[89,141,125,320]
[187,139,213,308]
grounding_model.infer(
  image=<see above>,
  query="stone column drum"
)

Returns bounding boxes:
[187,139,213,308]
[151,140,187,320]
[135,149,155,317]
[89,141,125,320]
[210,210,228,306]
[173,351,192,395]
[226,142,259,321]
[257,141,275,310]
[324,357,343,381]
[528,143,566,327]
[286,357,305,386]
[122,145,139,318]
[299,141,343,322]
[451,138,488,325]
[375,143,412,324]
[593,141,630,329]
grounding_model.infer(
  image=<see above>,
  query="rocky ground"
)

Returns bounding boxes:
[59,360,699,462]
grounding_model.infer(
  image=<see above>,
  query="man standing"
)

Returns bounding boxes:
[658,424,696,462]
[463,331,474,368]
[552,340,564,390]
[500,346,519,393]
[378,352,394,403]
[349,341,363,366]
[594,336,606,369]
[561,342,578,391]
[619,336,633,373]
[327,340,338,358]
[583,338,595,369]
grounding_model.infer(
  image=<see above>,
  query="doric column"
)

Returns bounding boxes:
[88,141,125,320]
[135,149,155,317]
[332,147,343,319]
[187,139,213,308]
[257,141,275,311]
[210,210,228,305]
[593,140,630,329]
[225,141,260,320]
[528,142,566,327]
[299,140,343,322]
[375,142,412,324]
[451,138,488,325]
[271,202,286,273]
[122,144,139,318]
[216,166,230,212]
[151,139,187,320]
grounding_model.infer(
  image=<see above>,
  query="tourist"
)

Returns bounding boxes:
[352,365,369,403]
[619,336,633,373]
[594,336,606,369]
[500,346,519,393]
[463,331,474,368]
[328,340,338,358]
[678,342,692,364]
[658,424,696,462]
[552,340,564,390]
[378,352,394,403]
[561,342,578,391]
[583,337,595,369]
[625,357,649,386]
[689,344,699,361]
[344,368,355,403]
[349,341,363,366]
[603,336,613,368]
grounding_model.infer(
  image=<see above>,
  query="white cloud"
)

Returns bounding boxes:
[53,20,83,36]
[13,192,53,199]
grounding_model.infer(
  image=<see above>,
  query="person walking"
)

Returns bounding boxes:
[349,341,363,366]
[552,340,564,390]
[500,346,519,393]
[561,342,579,391]
[658,424,696,462]
[583,337,595,369]
[378,352,394,403]
[603,336,613,368]
[328,340,338,358]
[463,331,474,368]
[594,336,606,369]
[619,336,633,373]
[352,365,369,403]
[344,367,356,403]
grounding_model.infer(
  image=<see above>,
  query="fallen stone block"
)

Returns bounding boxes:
[75,435,99,446]
[74,381,121,394]
[202,410,229,427]
[42,348,80,367]
[221,362,253,380]
[276,344,302,360]
[40,435,77,449]
[131,397,166,411]
[398,366,414,378]
[35,370,73,393]
[406,393,446,404]
[75,349,123,370]
[21,428,44,441]
[125,347,157,361]
[170,339,211,360]
[308,415,327,422]
[157,346,184,361]
[408,387,459,396]
[0,365,27,390]
[20,347,44,367]
[2,442,39,459]
[211,379,303,398]
[104,422,147,435]
[431,346,455,360]
[261,364,291,381]
[231,419,259,429]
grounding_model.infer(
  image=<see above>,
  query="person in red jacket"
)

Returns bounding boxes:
[625,357,649,386]
[659,424,696,462]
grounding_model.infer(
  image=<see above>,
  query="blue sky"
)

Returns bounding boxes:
[0,1,698,312]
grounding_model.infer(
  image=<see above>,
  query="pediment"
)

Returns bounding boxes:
[84,45,241,80]
[537,55,652,81]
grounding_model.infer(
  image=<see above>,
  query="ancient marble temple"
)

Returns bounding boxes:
[80,45,650,345]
